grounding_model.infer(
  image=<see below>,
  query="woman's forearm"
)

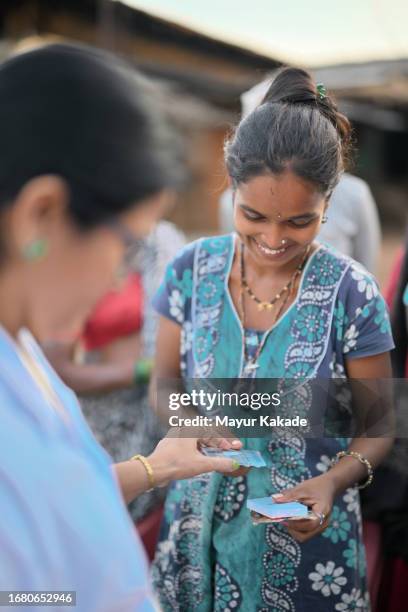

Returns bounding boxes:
[114,436,243,504]
[114,455,175,504]
[114,460,150,503]
[61,361,136,395]
[331,353,395,495]
[43,340,135,395]
[325,436,393,496]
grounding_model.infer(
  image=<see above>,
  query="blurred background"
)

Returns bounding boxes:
[1,0,408,285]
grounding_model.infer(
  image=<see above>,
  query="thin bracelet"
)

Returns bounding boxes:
[130,454,155,491]
[331,450,374,489]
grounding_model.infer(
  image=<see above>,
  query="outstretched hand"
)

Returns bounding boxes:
[147,430,246,486]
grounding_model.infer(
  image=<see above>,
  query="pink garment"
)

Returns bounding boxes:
[384,248,403,310]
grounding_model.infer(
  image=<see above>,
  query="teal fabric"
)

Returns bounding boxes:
[152,234,394,612]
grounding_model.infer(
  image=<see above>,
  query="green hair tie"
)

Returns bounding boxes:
[316,83,327,100]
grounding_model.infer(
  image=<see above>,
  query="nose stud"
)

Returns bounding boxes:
[281,239,287,245]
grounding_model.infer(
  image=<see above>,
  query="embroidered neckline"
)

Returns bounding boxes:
[225,233,323,338]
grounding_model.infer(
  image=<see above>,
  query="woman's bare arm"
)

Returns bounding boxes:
[43,339,137,395]
[327,351,394,495]
[114,435,243,504]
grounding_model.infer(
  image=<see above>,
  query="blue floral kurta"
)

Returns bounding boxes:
[151,234,394,612]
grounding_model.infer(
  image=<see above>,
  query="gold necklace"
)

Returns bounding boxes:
[240,242,310,312]
[238,243,311,376]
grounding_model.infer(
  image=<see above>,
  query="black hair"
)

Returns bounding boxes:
[0,42,184,228]
[225,67,351,194]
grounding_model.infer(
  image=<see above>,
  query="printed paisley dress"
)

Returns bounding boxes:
[151,234,394,612]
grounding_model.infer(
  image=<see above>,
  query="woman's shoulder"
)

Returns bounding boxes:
[309,244,385,334]
[167,233,234,273]
[316,246,394,356]
[313,241,377,291]
[313,240,354,266]
[153,233,234,325]
[318,243,391,327]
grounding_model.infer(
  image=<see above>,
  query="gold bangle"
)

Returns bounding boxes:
[331,450,374,489]
[130,454,155,491]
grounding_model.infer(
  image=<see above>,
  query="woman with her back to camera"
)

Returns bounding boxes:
[151,68,394,611]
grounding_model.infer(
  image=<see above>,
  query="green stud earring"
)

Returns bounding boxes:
[22,239,48,261]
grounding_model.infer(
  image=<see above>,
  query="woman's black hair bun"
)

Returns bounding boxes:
[261,67,352,158]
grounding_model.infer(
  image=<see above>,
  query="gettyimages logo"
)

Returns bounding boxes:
[168,389,281,411]
[154,377,397,438]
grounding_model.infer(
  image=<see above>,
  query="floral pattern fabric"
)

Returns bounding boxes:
[151,234,394,611]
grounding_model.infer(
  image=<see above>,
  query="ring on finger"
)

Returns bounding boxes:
[316,512,326,526]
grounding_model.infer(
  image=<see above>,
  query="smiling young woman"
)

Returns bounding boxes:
[151,68,394,611]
